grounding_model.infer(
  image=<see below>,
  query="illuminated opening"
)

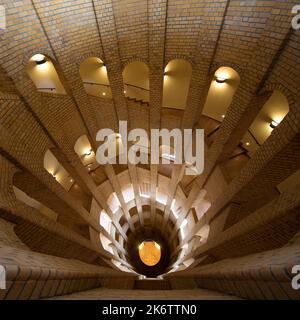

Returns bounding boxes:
[138,240,161,267]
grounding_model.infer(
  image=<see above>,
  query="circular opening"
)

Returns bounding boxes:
[138,240,161,267]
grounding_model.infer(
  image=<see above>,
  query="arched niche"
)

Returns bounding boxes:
[74,134,98,172]
[43,149,73,191]
[123,61,149,103]
[79,57,112,98]
[100,233,114,254]
[26,53,66,94]
[163,59,192,110]
[202,66,240,121]
[241,90,289,156]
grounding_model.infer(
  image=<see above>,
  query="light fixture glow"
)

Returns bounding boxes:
[215,76,227,83]
[32,54,46,65]
[84,149,92,156]
[221,114,225,118]
[270,120,279,129]
[138,241,161,266]
[245,142,250,146]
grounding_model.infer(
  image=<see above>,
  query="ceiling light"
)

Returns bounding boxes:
[33,54,46,65]
[245,142,250,146]
[84,149,92,156]
[124,90,126,94]
[102,92,106,96]
[270,120,279,129]
[221,114,225,118]
[215,76,227,83]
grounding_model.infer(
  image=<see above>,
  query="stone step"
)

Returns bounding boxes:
[133,279,171,290]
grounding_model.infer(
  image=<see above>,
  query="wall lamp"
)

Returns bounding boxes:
[215,76,227,83]
[84,149,92,156]
[270,120,279,129]
[33,54,46,65]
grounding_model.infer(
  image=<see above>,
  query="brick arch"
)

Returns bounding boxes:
[75,53,106,68]
[21,48,55,68]
[261,82,297,112]
[122,57,149,70]
[164,56,194,69]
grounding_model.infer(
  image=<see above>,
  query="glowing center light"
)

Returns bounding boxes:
[270,120,279,129]
[138,240,161,267]
[215,76,227,83]
[32,53,46,65]
[84,148,92,156]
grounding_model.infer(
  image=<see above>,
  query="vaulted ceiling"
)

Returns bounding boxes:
[0,0,300,280]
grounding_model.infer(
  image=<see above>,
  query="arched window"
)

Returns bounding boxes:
[122,184,135,203]
[79,57,111,98]
[163,59,192,109]
[202,66,240,121]
[139,182,150,199]
[107,192,121,214]
[100,233,114,254]
[241,90,289,156]
[100,209,112,233]
[122,61,149,103]
[43,149,74,191]
[26,54,66,94]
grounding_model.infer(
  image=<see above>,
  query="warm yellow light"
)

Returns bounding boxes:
[32,53,45,63]
[138,241,161,267]
[245,142,250,146]
[84,148,92,156]
[215,76,227,83]
[102,92,106,96]
[270,120,279,129]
